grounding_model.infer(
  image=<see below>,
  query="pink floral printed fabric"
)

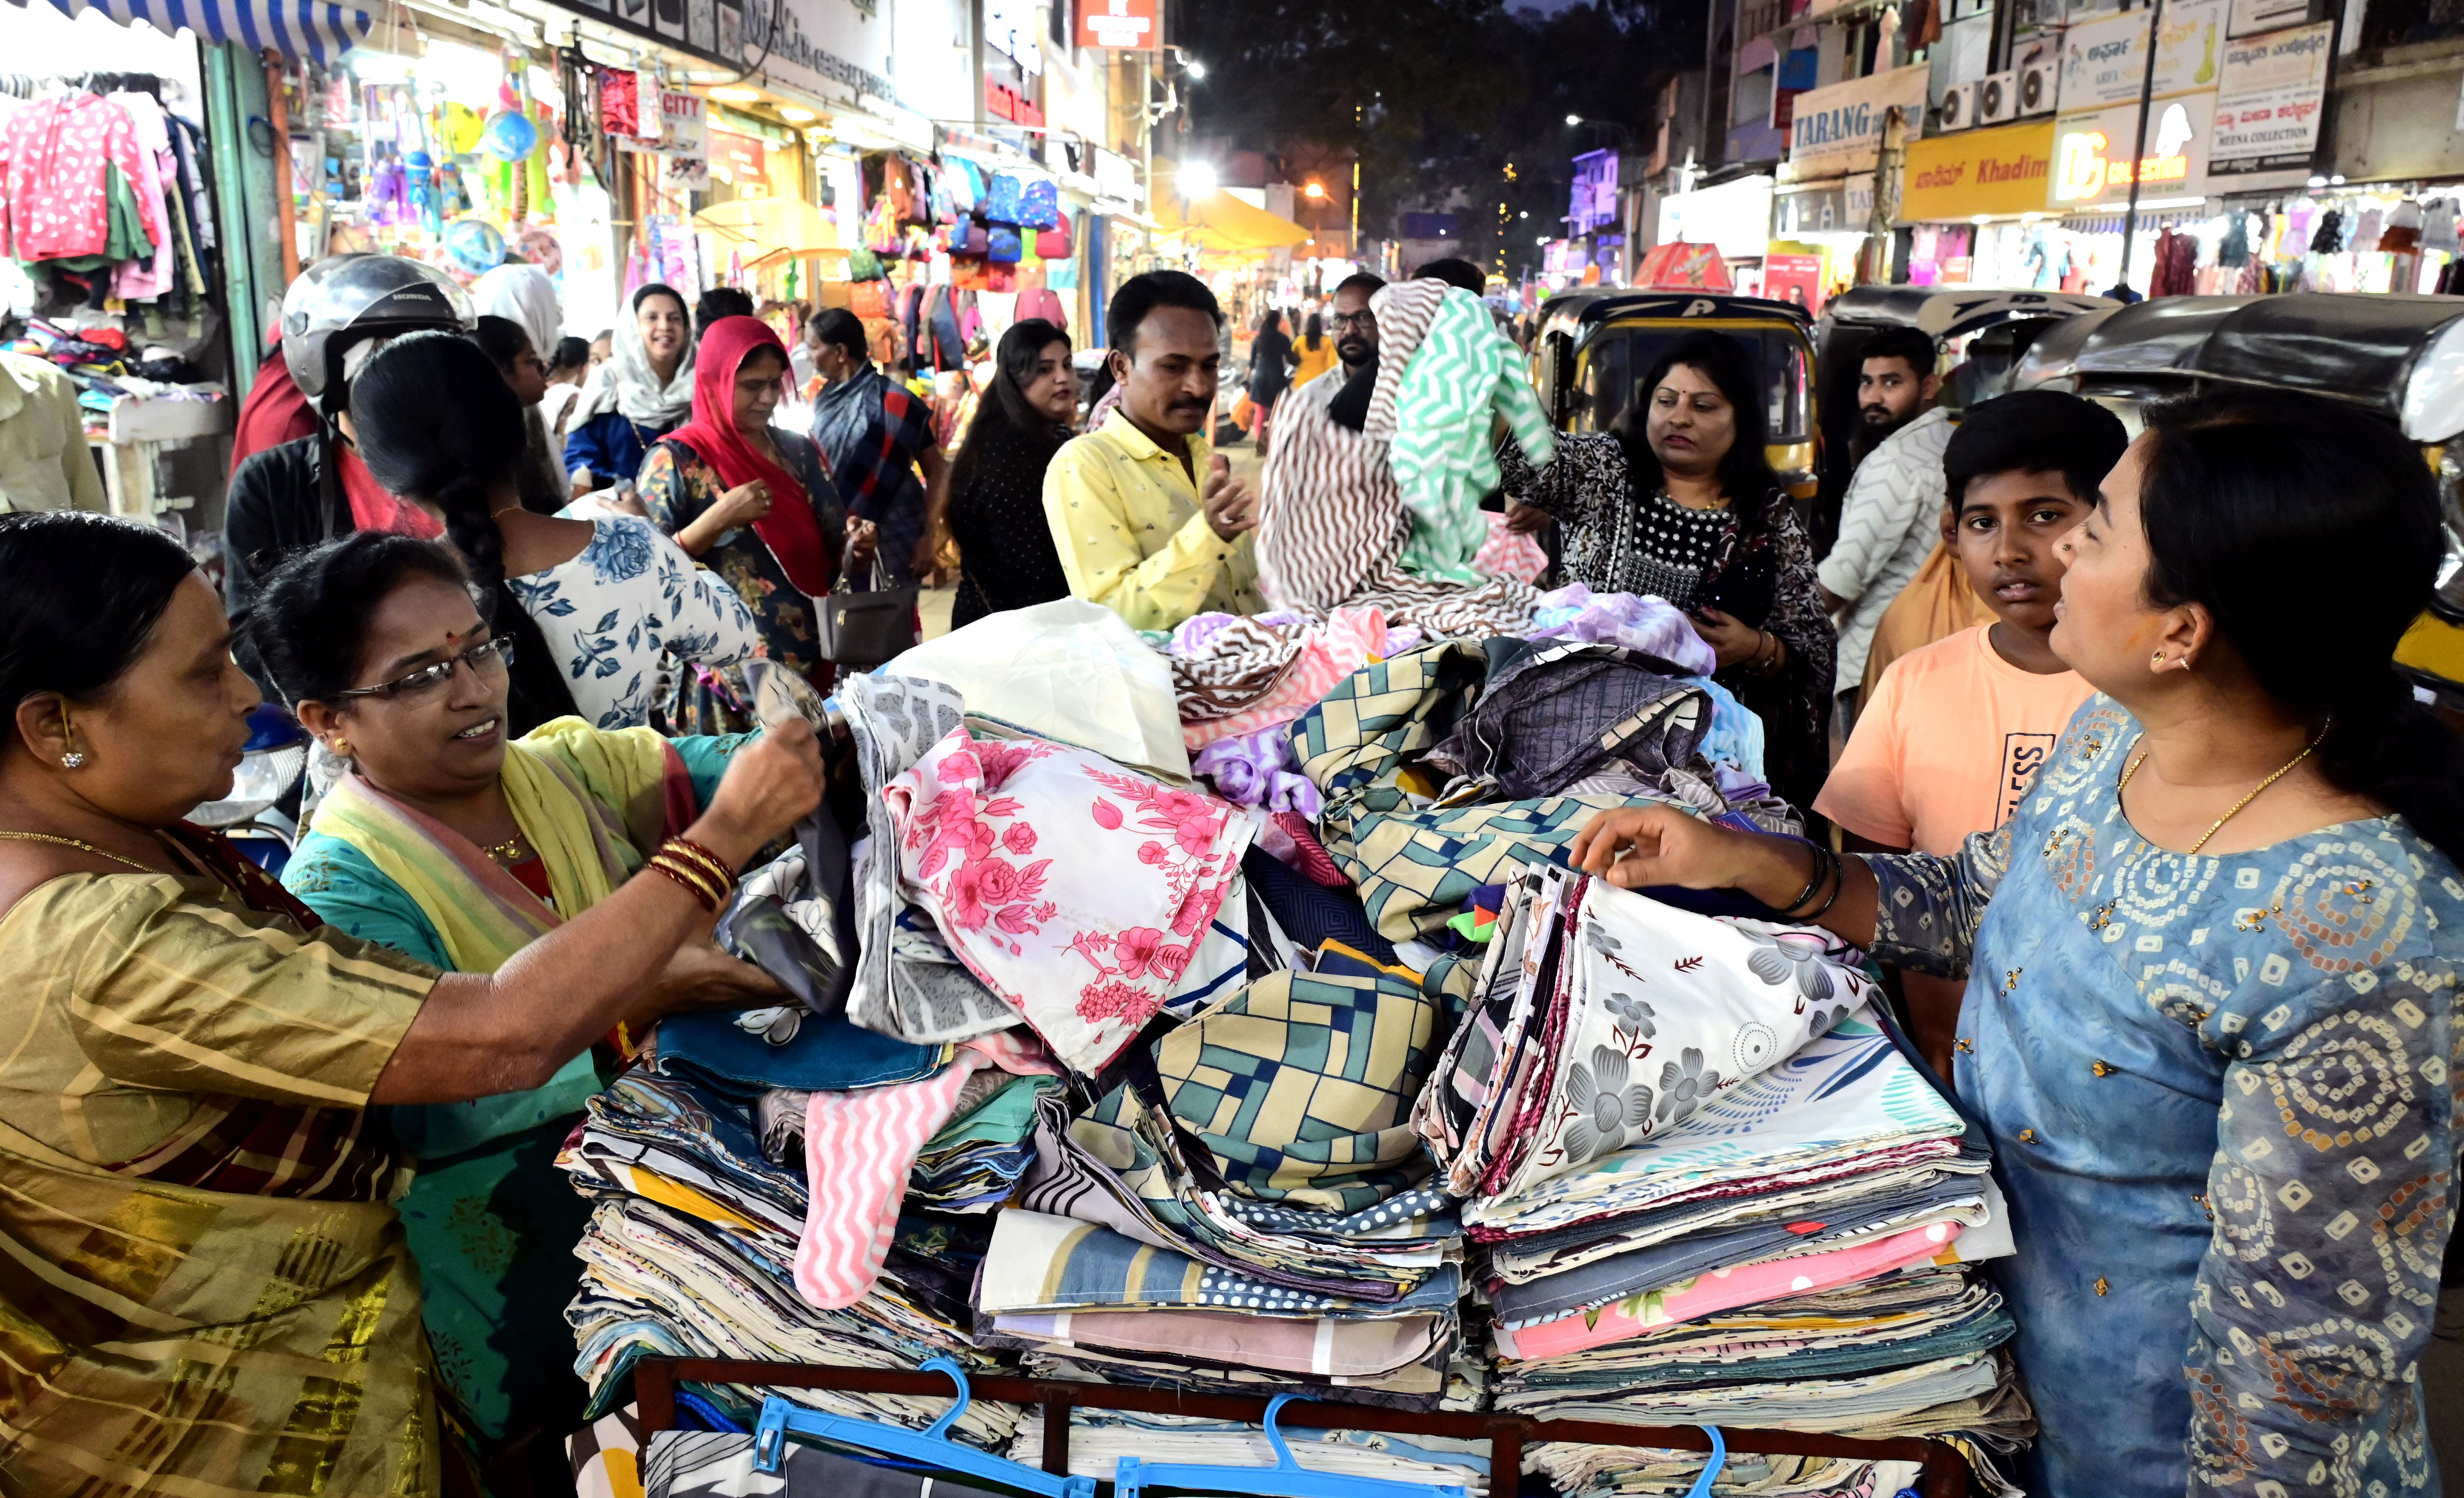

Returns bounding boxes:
[882,727,1262,1072]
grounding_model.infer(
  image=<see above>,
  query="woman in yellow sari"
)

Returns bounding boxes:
[254,532,757,1489]
[0,510,820,1496]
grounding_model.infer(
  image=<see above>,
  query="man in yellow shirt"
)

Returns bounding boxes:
[1042,271,1263,629]
[0,351,105,512]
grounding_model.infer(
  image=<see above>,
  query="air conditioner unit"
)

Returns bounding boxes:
[1978,69,2019,124]
[1939,81,1980,132]
[2018,58,2061,115]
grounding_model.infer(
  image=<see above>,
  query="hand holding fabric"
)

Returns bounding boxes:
[696,718,825,868]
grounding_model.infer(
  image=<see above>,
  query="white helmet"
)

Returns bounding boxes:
[279,254,474,411]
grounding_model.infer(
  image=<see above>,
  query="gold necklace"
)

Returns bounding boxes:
[0,830,157,873]
[2118,722,2332,855]
[482,832,530,864]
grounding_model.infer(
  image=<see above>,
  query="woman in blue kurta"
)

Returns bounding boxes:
[1570,387,2464,1498]
[250,532,765,1490]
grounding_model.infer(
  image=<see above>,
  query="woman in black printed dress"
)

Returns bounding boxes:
[934,319,1079,627]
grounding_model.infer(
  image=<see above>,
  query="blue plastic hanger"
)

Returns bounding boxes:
[749,1355,1096,1498]
[1113,1393,1469,1498]
[1682,1425,1727,1498]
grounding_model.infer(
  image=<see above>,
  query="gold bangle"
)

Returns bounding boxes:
[664,836,738,883]
[646,854,725,913]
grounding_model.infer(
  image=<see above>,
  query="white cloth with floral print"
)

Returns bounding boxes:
[1489,867,1877,1203]
[882,725,1263,1073]
[509,514,763,729]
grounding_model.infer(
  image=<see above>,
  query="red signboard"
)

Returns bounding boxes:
[1075,0,1160,50]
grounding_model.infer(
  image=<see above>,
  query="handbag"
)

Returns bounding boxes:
[817,536,921,668]
[1034,217,1073,260]
[946,217,988,255]
[987,226,1023,264]
[848,279,889,320]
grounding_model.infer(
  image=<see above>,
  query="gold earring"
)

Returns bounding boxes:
[59,717,85,770]
[2151,650,2168,668]
[333,739,352,759]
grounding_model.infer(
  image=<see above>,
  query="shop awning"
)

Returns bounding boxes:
[1152,190,1311,254]
[10,0,373,64]
[693,197,840,256]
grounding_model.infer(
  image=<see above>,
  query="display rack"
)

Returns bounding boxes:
[632,1357,1973,1498]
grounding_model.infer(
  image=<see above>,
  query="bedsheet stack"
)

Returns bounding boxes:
[1009,1408,1494,1495]
[982,938,1486,1414]
[1415,866,2031,1495]
[559,1068,1022,1446]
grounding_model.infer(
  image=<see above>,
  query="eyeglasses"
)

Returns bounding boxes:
[329,637,516,703]
[1327,311,1375,329]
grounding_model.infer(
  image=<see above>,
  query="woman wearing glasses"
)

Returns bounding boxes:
[256,530,767,1487]
[0,512,816,1494]
[351,331,762,733]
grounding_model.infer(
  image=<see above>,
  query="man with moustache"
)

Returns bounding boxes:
[1042,271,1264,629]
[1817,325,1950,724]
[1286,273,1385,416]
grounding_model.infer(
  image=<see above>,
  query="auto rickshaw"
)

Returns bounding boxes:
[2014,291,2464,709]
[1811,287,2116,547]
[1529,290,1821,499]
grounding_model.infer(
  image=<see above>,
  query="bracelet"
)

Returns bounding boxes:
[1775,839,1829,916]
[664,836,738,883]
[1799,848,1846,921]
[646,852,727,914]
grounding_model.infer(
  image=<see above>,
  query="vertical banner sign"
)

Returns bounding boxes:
[2210,22,2332,175]
[1075,0,1160,49]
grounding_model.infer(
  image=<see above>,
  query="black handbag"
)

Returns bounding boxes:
[816,535,920,668]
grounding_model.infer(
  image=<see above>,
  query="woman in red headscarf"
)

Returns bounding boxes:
[638,314,878,732]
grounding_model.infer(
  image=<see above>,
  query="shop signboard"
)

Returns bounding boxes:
[1659,174,1776,260]
[1898,119,2058,221]
[2210,21,2331,175]
[2049,94,2216,206]
[1786,64,1929,179]
[1076,0,1161,50]
[1762,252,1824,312]
[2058,0,2224,110]
[550,0,894,113]
[2228,0,2309,39]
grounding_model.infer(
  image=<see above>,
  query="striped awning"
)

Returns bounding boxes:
[11,0,374,65]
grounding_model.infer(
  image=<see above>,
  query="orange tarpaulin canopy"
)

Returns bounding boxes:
[1152,190,1312,254]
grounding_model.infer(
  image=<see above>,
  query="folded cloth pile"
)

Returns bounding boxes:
[1416,867,2033,1495]
[558,1069,1018,1447]
[989,934,1487,1414]
[1008,1408,1495,1495]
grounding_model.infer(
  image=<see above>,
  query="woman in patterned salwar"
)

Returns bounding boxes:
[0,511,821,1497]
[1570,389,2464,1498]
[254,532,757,1492]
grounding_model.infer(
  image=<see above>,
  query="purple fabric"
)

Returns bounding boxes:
[1192,724,1323,817]
[1526,583,1717,675]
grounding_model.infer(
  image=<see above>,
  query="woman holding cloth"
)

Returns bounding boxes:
[259,532,759,1487]
[639,314,875,733]
[1571,389,2464,1498]
[0,509,818,1494]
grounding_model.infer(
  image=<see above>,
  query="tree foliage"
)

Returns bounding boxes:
[1176,0,1706,276]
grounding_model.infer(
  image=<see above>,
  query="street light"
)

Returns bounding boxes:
[1303,181,1326,199]
[1564,114,1635,148]
[1185,60,1207,79]
[1565,113,1582,126]
[1179,160,1218,199]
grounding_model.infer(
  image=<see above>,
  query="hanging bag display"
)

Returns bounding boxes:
[984,172,1025,224]
[1019,178,1062,229]
[1035,215,1074,260]
[986,226,1023,264]
[818,531,922,669]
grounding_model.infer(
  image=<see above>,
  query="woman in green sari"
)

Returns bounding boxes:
[0,510,820,1496]
[254,532,760,1490]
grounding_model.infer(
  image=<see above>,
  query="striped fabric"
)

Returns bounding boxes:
[17,0,374,64]
[790,1029,1060,1310]
[1387,285,1557,583]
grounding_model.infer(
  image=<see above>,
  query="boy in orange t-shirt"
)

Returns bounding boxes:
[1814,389,2130,1070]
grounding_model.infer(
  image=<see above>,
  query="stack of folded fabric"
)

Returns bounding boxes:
[1416,866,2032,1494]
[559,1064,1020,1446]
[972,931,1486,1435]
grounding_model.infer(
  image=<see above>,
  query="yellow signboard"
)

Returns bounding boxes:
[1897,120,2060,223]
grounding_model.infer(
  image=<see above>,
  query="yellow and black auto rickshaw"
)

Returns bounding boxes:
[1529,290,1822,499]
[2015,291,2464,709]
